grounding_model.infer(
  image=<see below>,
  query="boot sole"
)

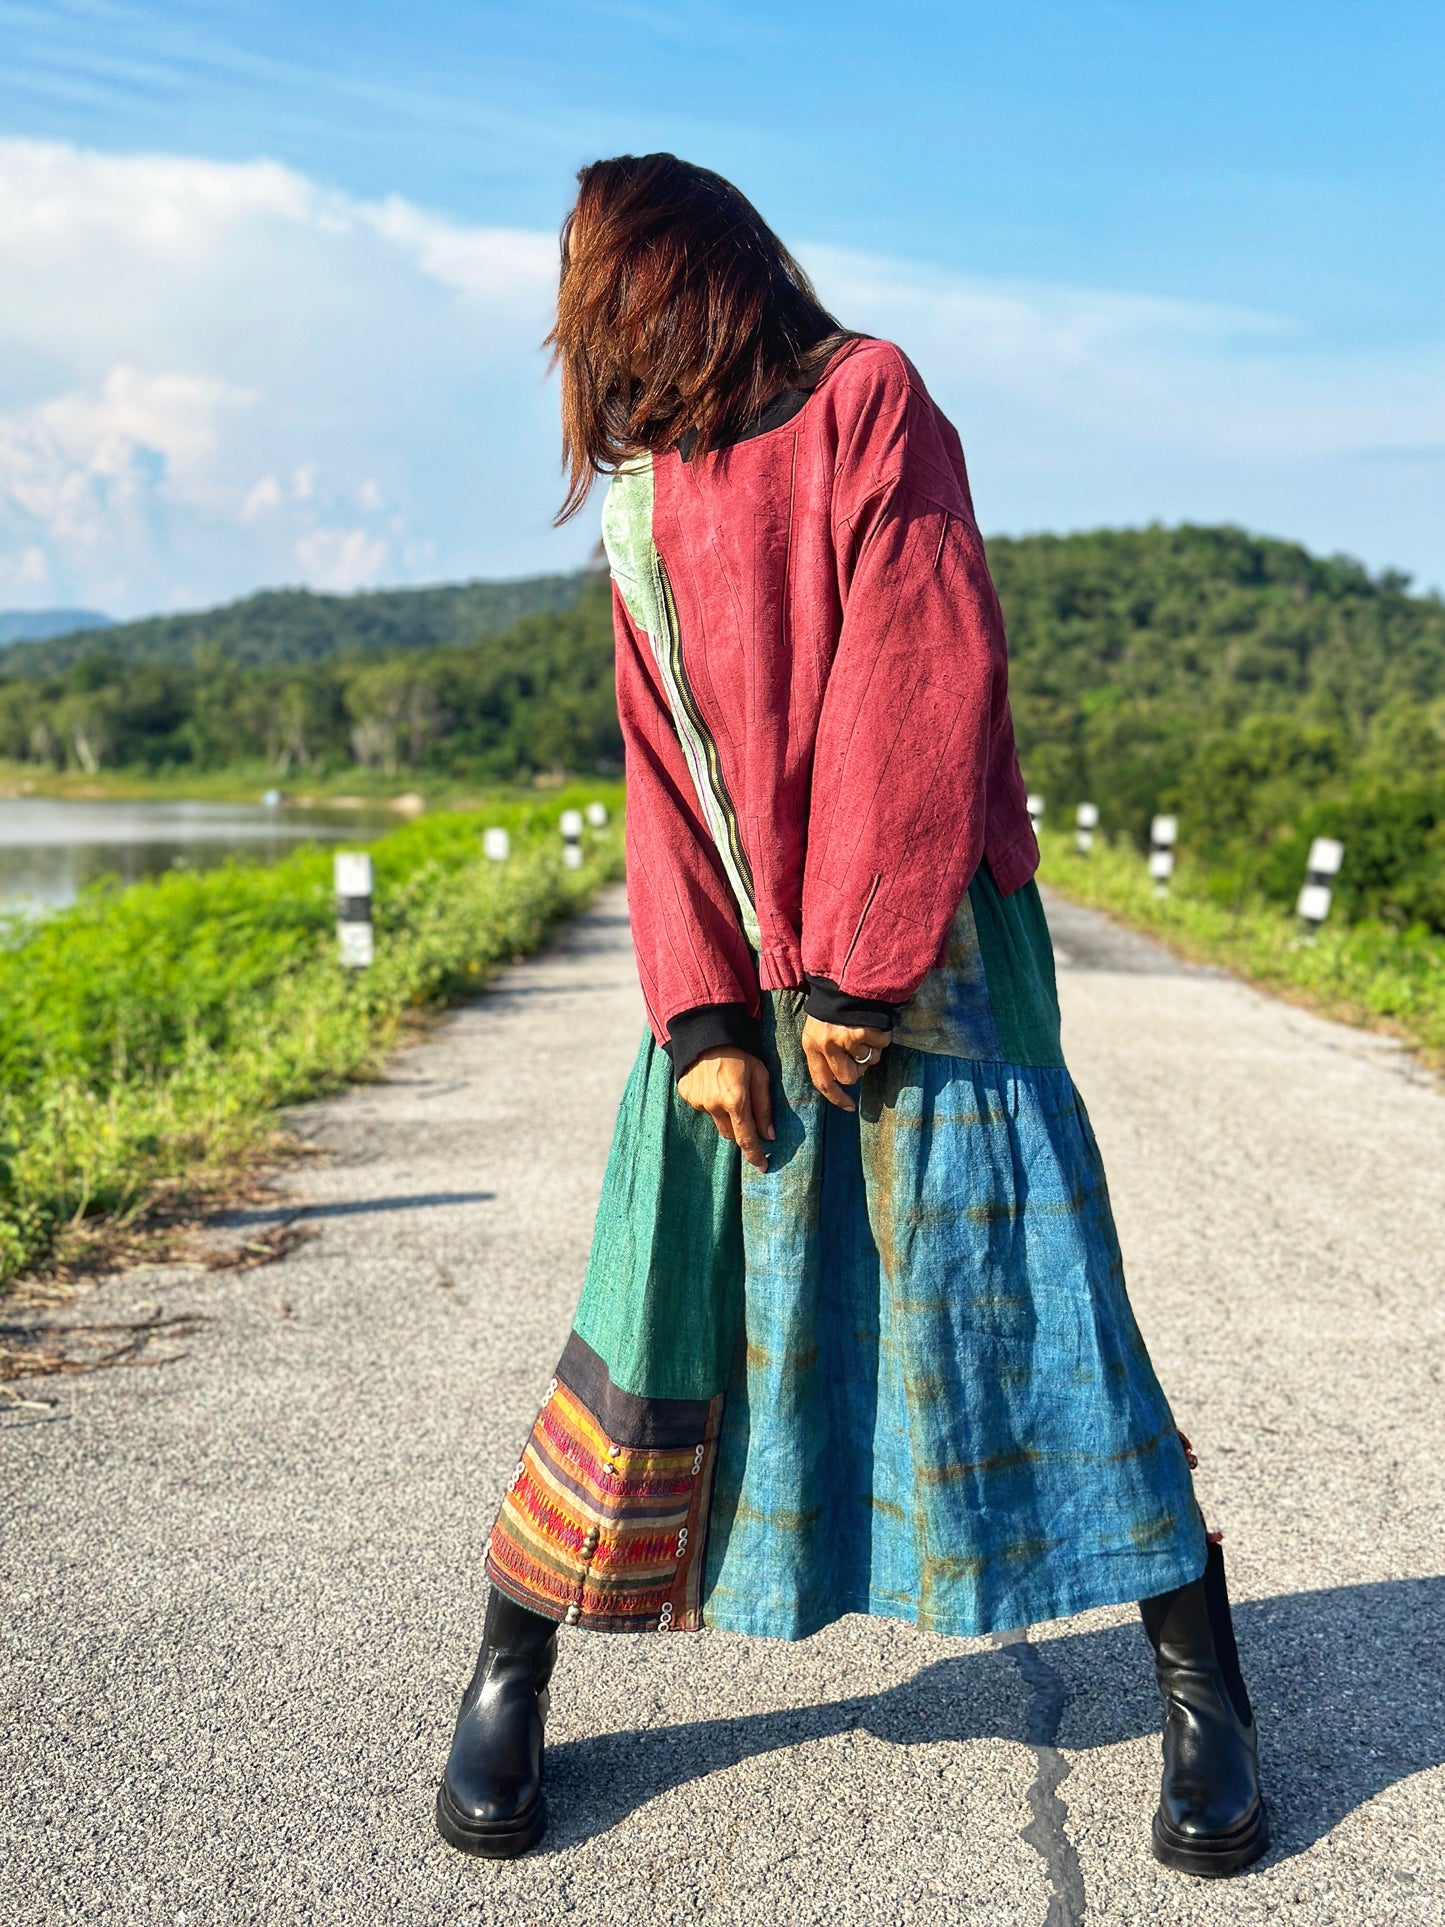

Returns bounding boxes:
[434,1781,547,1859]
[1152,1801,1269,1878]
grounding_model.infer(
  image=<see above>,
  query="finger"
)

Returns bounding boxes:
[824,1039,865,1086]
[728,1092,769,1171]
[841,1026,891,1056]
[707,1102,737,1145]
[816,1069,856,1112]
[748,1058,775,1142]
[804,1043,856,1112]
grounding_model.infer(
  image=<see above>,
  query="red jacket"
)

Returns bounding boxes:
[608,337,1038,1057]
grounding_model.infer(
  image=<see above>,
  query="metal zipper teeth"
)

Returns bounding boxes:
[656,555,758,915]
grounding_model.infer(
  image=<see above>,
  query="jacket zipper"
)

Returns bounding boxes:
[840,873,883,977]
[655,553,759,919]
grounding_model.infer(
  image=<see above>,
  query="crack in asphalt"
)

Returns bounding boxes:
[991,1628,1087,1927]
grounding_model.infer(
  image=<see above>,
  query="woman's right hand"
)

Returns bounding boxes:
[676,1048,775,1171]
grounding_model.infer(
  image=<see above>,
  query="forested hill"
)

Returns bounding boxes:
[989,524,1445,929]
[0,571,589,676]
[992,524,1444,814]
[0,609,112,648]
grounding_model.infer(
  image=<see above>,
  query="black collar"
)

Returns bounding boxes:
[677,386,811,463]
[676,334,862,463]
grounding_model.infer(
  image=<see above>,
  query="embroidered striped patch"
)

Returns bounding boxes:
[485,1337,723,1633]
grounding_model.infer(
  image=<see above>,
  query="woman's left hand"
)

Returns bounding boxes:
[801,1017,891,1113]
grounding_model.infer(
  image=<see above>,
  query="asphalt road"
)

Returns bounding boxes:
[4,885,1443,1927]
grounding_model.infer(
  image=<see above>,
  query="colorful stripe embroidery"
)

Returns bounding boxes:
[485,1336,723,1633]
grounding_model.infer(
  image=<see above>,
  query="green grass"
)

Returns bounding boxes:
[0,786,624,1287]
[1036,827,1445,1064]
[0,756,587,807]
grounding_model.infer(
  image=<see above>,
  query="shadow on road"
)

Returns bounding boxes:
[485,982,631,1002]
[542,1577,1445,1870]
[219,1192,494,1226]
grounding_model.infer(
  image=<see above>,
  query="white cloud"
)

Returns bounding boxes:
[360,194,556,301]
[293,526,390,593]
[803,250,1299,454]
[817,246,1445,463]
[0,138,571,614]
[0,142,315,263]
[240,474,282,521]
[0,364,253,580]
[0,137,1441,616]
[0,543,49,591]
[802,246,1445,583]
[40,365,251,476]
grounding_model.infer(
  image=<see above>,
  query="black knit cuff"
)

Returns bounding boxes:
[802,976,903,1031]
[664,1004,764,1083]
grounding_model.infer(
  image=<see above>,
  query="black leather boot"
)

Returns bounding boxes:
[435,1588,559,1858]
[1140,1540,1268,1877]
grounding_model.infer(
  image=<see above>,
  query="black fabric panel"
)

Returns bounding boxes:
[664,1002,764,1081]
[802,976,902,1031]
[557,1331,714,1449]
[677,332,866,462]
[678,386,811,462]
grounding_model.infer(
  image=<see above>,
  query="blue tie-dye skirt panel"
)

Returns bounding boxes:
[704,994,1205,1638]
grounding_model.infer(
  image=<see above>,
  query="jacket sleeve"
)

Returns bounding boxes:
[612,585,761,1062]
[801,396,1017,1008]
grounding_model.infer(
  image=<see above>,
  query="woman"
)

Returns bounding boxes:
[435,154,1267,1880]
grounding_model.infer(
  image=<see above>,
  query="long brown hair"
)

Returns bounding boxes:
[549,154,843,522]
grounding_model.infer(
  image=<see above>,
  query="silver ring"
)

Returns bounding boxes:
[851,1047,875,1065]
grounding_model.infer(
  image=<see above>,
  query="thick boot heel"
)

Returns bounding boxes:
[1151,1800,1269,1879]
[435,1781,548,1860]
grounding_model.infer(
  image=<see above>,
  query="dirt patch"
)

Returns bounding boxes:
[0,1306,210,1383]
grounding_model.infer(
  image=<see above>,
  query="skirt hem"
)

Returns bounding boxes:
[698,1533,1209,1645]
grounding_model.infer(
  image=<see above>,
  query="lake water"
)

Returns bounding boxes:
[0,798,399,913]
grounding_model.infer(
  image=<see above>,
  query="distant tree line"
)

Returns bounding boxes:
[0,578,621,783]
[3,525,1442,931]
[0,571,588,676]
[0,608,111,649]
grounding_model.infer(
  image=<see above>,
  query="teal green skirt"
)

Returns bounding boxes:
[486,869,1206,1638]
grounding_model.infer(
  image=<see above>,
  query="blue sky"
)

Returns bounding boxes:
[1,0,1441,614]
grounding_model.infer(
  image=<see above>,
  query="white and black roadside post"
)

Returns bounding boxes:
[334,851,375,968]
[560,809,585,870]
[1075,801,1099,855]
[482,827,511,862]
[1297,836,1344,937]
[1027,793,1045,835]
[1149,814,1178,896]
[584,800,609,829]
